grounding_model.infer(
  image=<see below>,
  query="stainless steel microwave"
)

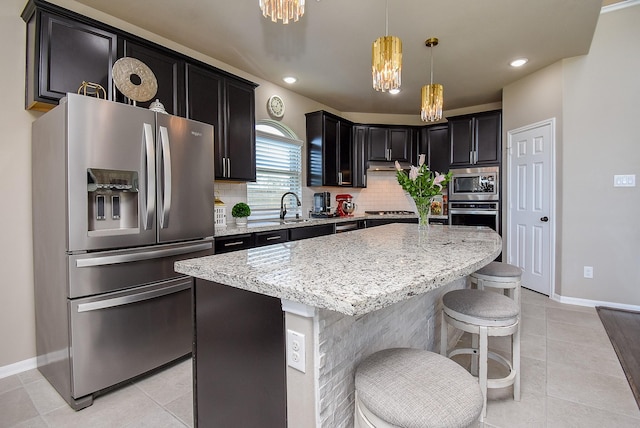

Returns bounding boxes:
[449,166,499,201]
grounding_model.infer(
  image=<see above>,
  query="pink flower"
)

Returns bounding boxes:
[418,154,426,166]
[395,160,402,171]
[433,172,445,189]
[409,165,421,181]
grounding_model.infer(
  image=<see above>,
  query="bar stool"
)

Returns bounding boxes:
[440,289,520,419]
[470,261,523,307]
[468,261,522,377]
[354,348,483,428]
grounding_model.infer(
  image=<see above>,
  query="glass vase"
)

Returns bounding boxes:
[416,199,432,230]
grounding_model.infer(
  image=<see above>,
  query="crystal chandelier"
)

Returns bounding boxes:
[259,0,305,24]
[421,38,443,122]
[372,0,402,92]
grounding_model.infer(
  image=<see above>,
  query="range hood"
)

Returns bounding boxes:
[367,160,411,171]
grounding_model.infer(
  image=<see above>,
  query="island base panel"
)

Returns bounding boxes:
[194,279,286,427]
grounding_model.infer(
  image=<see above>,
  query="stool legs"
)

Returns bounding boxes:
[513,322,521,401]
[440,310,447,356]
[470,334,479,376]
[479,326,489,418]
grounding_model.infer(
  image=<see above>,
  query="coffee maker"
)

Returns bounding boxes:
[335,194,356,217]
[312,192,332,217]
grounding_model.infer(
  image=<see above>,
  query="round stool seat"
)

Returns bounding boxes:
[355,348,483,428]
[473,261,522,278]
[443,289,519,326]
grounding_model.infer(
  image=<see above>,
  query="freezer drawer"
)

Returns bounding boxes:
[68,240,212,298]
[69,278,192,399]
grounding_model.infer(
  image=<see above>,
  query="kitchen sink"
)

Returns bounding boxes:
[281,218,312,225]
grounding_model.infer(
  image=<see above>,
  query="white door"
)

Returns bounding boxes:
[507,119,555,296]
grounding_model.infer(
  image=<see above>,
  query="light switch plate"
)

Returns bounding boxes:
[613,174,636,187]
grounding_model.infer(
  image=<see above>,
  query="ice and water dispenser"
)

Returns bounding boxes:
[87,168,139,235]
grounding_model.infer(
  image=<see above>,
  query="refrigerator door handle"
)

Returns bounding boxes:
[75,241,213,268]
[76,280,192,313]
[159,126,172,229]
[143,123,156,230]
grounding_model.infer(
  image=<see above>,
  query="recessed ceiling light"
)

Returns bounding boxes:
[389,88,401,95]
[283,76,297,84]
[510,58,528,68]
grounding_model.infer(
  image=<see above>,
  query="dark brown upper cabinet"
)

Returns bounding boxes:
[121,40,185,116]
[22,0,258,182]
[186,64,256,181]
[22,5,117,111]
[352,125,368,188]
[367,126,415,164]
[449,110,502,167]
[306,111,353,187]
[419,124,449,174]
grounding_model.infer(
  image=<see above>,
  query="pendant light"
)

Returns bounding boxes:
[421,37,443,122]
[260,0,305,24]
[372,0,402,92]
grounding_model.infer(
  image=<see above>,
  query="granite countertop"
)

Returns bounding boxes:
[214,213,450,237]
[176,224,501,316]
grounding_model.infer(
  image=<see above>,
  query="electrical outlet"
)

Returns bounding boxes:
[584,266,593,279]
[287,329,306,373]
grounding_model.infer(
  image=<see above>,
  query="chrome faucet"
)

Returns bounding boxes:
[280,192,301,220]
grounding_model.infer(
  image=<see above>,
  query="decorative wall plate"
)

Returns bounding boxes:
[112,57,158,102]
[267,95,285,118]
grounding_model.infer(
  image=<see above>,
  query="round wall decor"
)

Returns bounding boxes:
[112,57,158,102]
[267,95,285,118]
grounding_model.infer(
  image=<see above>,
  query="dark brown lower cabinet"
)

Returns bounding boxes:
[193,280,286,427]
[365,218,418,228]
[289,223,336,241]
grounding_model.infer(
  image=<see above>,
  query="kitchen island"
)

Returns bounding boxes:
[175,224,501,427]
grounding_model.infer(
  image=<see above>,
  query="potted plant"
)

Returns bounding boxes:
[231,202,251,226]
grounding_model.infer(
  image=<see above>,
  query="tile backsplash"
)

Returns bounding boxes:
[213,170,417,220]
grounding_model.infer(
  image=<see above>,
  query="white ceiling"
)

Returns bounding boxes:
[71,0,604,115]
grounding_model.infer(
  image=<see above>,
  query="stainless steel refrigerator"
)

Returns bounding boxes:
[31,93,214,410]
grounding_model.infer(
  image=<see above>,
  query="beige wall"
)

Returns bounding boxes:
[560,5,640,305]
[503,5,640,305]
[0,0,41,368]
[2,0,638,370]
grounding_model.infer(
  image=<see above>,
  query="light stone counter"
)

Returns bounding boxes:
[176,223,501,316]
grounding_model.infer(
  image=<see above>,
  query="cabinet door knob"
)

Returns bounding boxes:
[540,216,549,222]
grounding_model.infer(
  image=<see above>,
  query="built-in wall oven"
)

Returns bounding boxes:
[449,166,500,234]
[449,201,500,233]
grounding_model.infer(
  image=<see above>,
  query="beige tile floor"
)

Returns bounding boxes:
[1,288,639,427]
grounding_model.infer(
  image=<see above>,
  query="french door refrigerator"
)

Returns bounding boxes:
[32,93,214,410]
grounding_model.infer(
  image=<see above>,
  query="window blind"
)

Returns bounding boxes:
[247,130,303,221]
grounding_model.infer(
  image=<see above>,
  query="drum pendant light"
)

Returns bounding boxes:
[372,0,402,92]
[260,0,305,24]
[421,37,444,122]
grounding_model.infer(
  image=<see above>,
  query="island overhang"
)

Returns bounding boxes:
[175,224,502,316]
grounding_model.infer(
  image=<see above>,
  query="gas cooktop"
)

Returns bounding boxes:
[365,210,415,215]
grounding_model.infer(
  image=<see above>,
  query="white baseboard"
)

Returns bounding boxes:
[552,293,640,312]
[0,357,38,380]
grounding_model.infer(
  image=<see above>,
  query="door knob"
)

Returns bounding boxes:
[540,216,549,222]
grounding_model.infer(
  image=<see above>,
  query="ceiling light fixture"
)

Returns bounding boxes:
[510,58,528,67]
[421,37,443,122]
[372,0,402,92]
[389,88,400,95]
[259,0,305,24]
[283,76,297,84]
